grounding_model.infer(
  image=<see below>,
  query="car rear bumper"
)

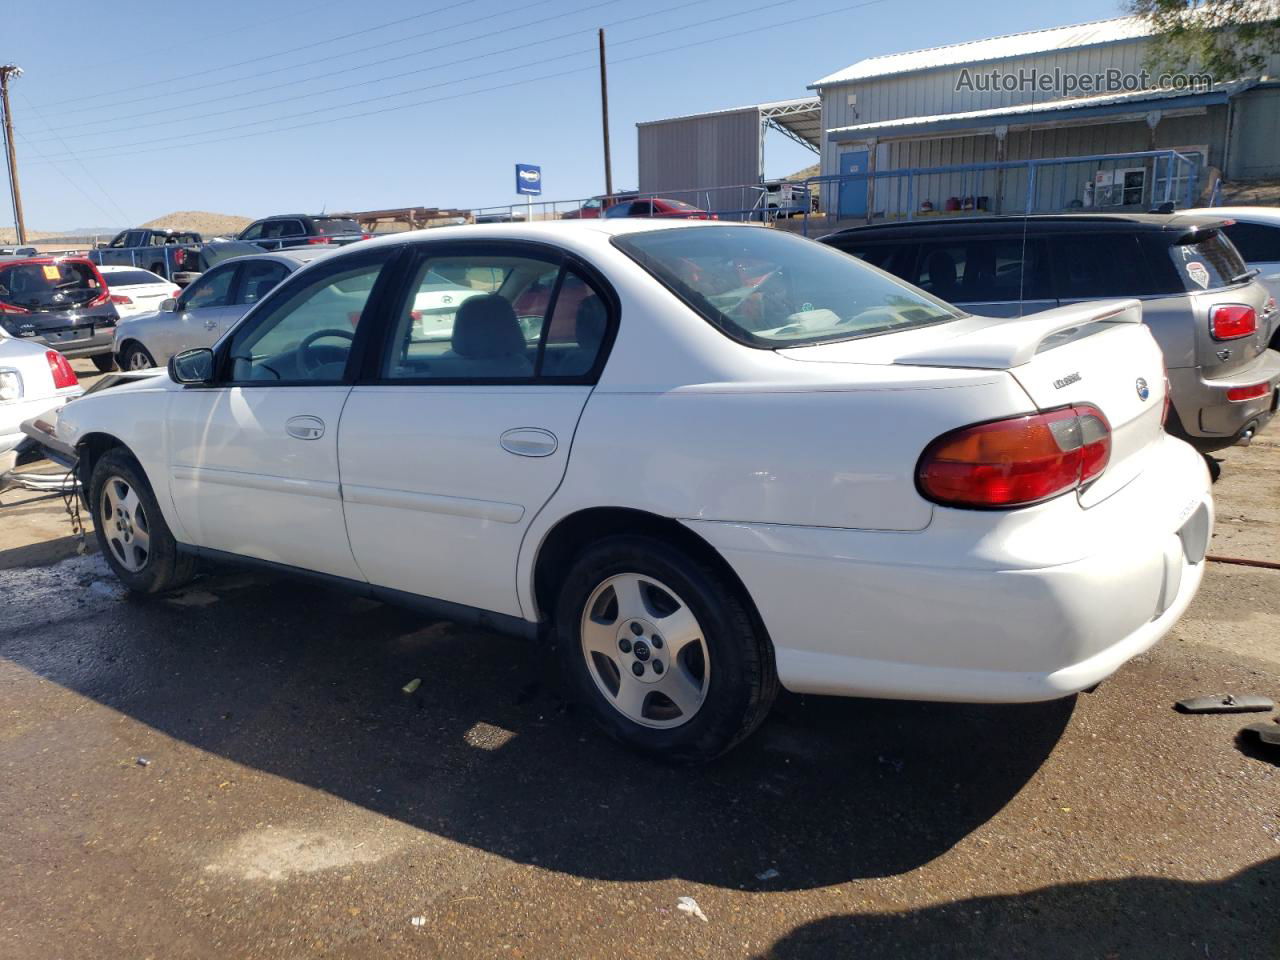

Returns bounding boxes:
[685,432,1212,703]
[17,328,116,359]
[1168,348,1280,452]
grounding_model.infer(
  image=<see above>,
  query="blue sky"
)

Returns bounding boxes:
[7,0,1121,231]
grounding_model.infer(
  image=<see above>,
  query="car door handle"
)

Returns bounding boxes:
[203,318,217,329]
[286,415,325,440]
[500,427,557,457]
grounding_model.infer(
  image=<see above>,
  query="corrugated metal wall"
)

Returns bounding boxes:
[1229,85,1280,179]
[637,108,761,211]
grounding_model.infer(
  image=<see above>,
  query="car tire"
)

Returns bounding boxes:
[554,534,778,763]
[89,449,195,594]
[90,353,117,373]
[120,343,156,371]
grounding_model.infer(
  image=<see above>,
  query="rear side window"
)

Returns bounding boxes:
[1051,234,1152,298]
[0,261,102,309]
[1168,230,1249,291]
[1220,222,1280,263]
[912,237,1051,303]
[238,260,289,305]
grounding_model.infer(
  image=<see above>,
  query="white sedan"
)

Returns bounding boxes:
[1,332,81,473]
[23,220,1213,760]
[96,265,181,320]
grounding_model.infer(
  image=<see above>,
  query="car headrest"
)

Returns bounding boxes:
[924,249,958,298]
[452,294,525,359]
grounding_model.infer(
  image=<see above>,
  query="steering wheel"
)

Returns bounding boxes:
[298,328,355,376]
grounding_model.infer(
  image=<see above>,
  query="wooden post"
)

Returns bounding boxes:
[598,29,613,200]
[0,66,26,245]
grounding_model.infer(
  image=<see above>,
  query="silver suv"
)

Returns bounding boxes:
[823,214,1280,454]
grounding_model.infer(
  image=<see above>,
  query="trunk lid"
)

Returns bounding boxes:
[781,298,1167,506]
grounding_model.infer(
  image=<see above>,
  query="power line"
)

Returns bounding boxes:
[15,130,124,229]
[26,0,889,169]
[17,90,133,224]
[34,0,493,109]
[23,0,640,142]
[30,0,822,164]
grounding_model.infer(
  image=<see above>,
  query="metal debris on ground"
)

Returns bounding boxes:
[1241,720,1280,748]
[676,896,708,922]
[1175,694,1274,714]
[135,757,151,767]
[756,867,781,881]
[402,678,422,694]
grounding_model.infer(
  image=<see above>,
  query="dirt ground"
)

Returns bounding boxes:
[1,361,1278,959]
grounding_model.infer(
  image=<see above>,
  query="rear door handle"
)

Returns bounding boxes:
[286,415,326,440]
[500,427,557,457]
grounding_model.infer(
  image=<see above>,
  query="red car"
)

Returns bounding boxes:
[560,192,638,220]
[603,198,717,220]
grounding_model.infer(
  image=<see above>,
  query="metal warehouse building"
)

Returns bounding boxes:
[637,15,1280,222]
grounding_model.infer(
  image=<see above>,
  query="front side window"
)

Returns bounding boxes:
[381,251,609,380]
[181,265,236,310]
[226,258,388,382]
[239,222,264,241]
[1051,234,1150,298]
[613,226,961,347]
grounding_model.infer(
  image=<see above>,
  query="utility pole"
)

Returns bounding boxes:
[597,29,613,200]
[0,65,26,245]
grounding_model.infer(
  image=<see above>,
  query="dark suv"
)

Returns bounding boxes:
[0,256,119,371]
[822,214,1280,453]
[237,214,367,252]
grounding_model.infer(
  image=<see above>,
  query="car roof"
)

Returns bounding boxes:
[1181,205,1280,224]
[97,264,166,274]
[824,212,1231,240]
[216,248,334,269]
[0,253,92,266]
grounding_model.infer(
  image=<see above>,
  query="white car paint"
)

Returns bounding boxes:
[0,332,81,465]
[97,266,180,320]
[40,220,1211,707]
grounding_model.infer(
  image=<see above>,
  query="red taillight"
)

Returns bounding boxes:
[1226,382,1271,403]
[307,236,332,244]
[917,404,1111,509]
[110,294,133,305]
[46,350,78,389]
[361,233,372,240]
[174,248,185,266]
[0,300,29,315]
[1210,304,1257,340]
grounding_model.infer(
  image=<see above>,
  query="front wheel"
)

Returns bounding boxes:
[120,342,156,371]
[90,449,195,594]
[555,535,777,762]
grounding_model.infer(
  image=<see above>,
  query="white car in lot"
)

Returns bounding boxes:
[97,266,181,320]
[0,333,81,473]
[24,221,1213,760]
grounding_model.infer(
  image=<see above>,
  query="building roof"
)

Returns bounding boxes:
[825,80,1255,141]
[811,15,1150,88]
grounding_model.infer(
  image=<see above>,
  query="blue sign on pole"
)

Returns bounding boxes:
[515,163,542,196]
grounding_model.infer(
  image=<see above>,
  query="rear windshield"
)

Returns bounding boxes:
[0,260,102,309]
[1170,230,1250,291]
[312,218,361,235]
[102,268,165,286]
[612,226,961,347]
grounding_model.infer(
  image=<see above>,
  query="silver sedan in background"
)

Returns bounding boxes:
[112,248,332,370]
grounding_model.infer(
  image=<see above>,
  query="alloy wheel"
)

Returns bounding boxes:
[579,572,710,729]
[100,476,151,572]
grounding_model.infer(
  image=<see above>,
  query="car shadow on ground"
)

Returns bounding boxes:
[2,566,1076,891]
[754,857,1280,959]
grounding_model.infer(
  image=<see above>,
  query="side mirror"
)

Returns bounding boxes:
[160,297,179,312]
[168,348,215,385]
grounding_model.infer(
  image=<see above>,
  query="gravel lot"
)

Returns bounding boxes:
[1,361,1277,959]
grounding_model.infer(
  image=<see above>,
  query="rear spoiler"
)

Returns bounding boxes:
[894,299,1142,370]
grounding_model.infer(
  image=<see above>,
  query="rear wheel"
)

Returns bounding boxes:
[555,535,777,762]
[90,354,117,373]
[121,342,156,371]
[90,449,195,594]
